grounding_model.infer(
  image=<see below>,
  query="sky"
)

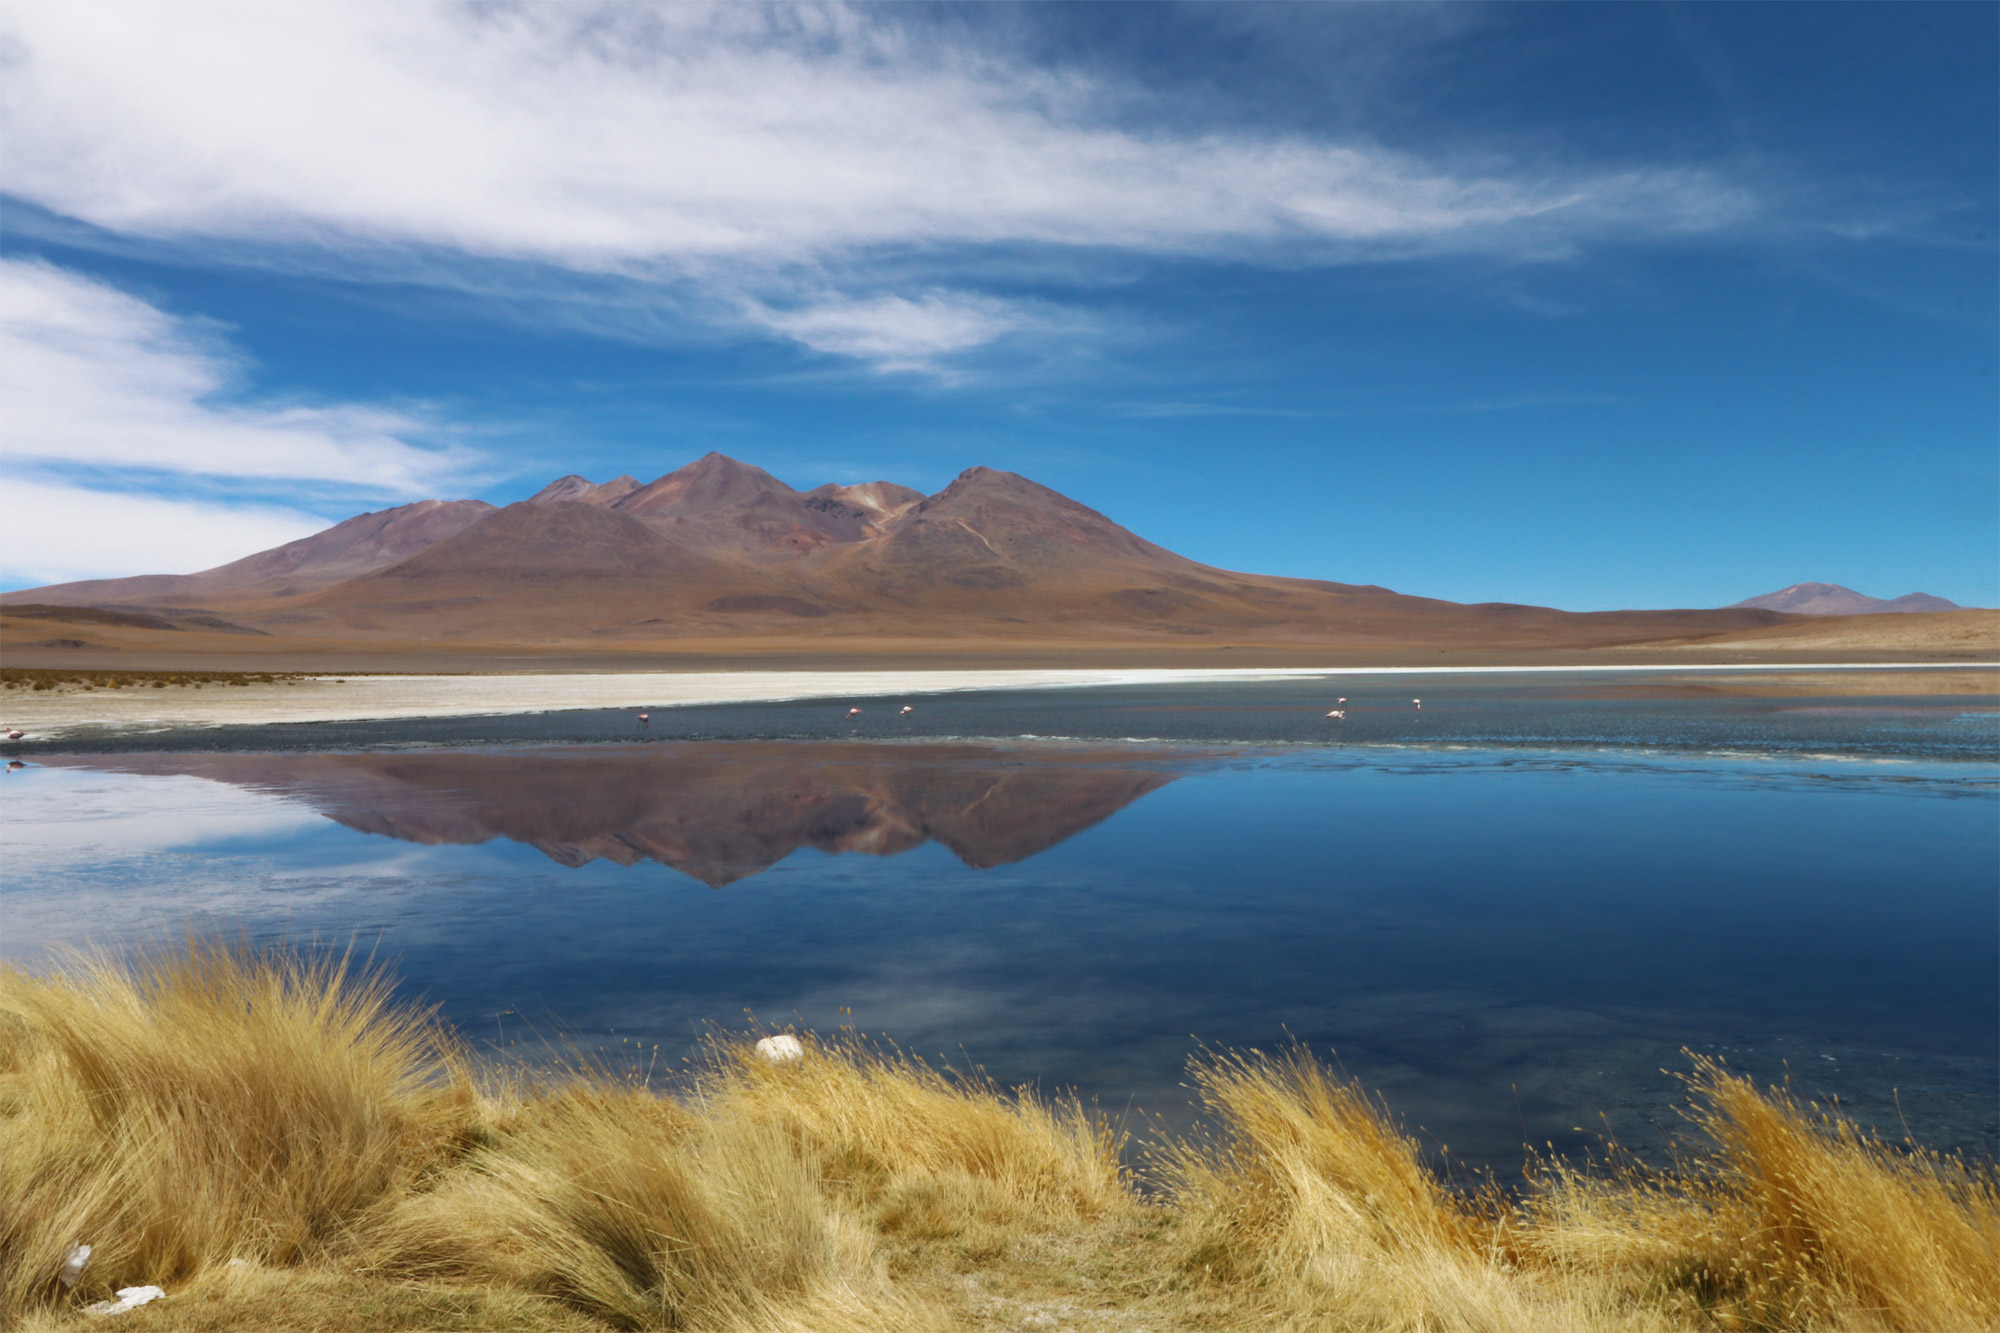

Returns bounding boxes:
[1,1,1993,609]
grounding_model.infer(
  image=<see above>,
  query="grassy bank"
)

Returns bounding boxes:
[2,944,1994,1332]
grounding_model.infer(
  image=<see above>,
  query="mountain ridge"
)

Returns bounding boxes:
[3,455,1974,656]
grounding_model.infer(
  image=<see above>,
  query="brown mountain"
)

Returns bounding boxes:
[5,498,495,608]
[1729,583,1961,616]
[8,452,1967,660]
[38,745,1185,886]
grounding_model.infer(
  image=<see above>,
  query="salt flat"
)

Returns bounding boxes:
[2,662,1993,740]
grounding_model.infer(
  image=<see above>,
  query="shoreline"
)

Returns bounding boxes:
[0,660,1994,740]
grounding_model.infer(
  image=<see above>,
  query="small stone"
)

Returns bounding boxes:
[755,1034,804,1062]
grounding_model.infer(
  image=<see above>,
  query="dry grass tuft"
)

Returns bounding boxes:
[374,1080,920,1331]
[1161,1046,1666,1333]
[700,1029,1128,1231]
[0,940,474,1313]
[1523,1057,2000,1330]
[1165,1044,1482,1278]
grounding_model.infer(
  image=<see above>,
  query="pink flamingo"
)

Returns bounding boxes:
[1324,709,1345,719]
[636,712,650,726]
[846,707,862,721]
[1412,698,1422,711]
[4,729,22,741]
[898,705,914,716]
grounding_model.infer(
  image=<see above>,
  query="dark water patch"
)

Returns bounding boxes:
[12,669,1999,763]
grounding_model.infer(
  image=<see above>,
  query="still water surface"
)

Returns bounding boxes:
[4,670,1995,1173]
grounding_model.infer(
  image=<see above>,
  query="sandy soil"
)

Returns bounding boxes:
[3,662,1994,741]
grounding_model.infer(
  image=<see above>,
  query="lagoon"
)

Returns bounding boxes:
[4,669,1994,1175]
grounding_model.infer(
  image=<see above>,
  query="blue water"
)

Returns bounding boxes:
[3,671,1995,1173]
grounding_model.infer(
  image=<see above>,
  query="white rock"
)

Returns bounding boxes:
[755,1034,804,1062]
[59,1244,91,1288]
[84,1285,165,1316]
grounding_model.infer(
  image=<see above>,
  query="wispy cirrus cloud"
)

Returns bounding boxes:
[1,259,469,492]
[0,2,1763,373]
[0,258,476,586]
[1109,391,1620,420]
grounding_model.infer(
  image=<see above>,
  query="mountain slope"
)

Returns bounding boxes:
[271,500,791,638]
[1729,583,1961,615]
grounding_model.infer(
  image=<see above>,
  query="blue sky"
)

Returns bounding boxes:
[2,2,1993,609]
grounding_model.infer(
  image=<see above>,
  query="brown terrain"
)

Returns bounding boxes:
[37,744,1189,886]
[4,453,1993,669]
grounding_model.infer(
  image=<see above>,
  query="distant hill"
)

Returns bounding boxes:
[1729,583,1960,616]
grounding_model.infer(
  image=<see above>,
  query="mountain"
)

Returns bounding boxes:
[5,498,495,608]
[6,453,1955,657]
[1729,583,1961,616]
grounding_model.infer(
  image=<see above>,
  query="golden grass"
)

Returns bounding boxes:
[0,941,474,1314]
[3,943,1995,1332]
[703,1029,1127,1220]
[1521,1059,2000,1330]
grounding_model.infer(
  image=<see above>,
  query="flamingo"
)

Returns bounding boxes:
[4,729,22,741]
[636,712,650,726]
[1337,697,1347,705]
[1324,709,1345,719]
[898,705,914,716]
[846,707,863,721]
[1412,698,1422,711]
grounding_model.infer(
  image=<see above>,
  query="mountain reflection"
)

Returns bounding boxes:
[49,744,1191,885]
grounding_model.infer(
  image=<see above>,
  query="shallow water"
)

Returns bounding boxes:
[4,670,1995,1174]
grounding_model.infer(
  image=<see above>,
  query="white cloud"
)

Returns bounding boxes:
[0,258,468,490]
[0,477,328,586]
[746,291,1034,371]
[0,2,1761,369]
[0,258,480,587]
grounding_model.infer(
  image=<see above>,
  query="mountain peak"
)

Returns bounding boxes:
[803,480,924,526]
[527,474,641,507]
[671,451,778,485]
[625,453,792,504]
